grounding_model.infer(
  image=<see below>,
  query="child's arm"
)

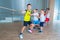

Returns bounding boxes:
[38,13,40,18]
[28,11,33,16]
[37,16,39,18]
[28,14,33,16]
[31,14,34,16]
[37,15,40,18]
[21,10,26,14]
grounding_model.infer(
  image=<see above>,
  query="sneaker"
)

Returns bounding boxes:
[33,27,36,30]
[37,28,40,30]
[38,30,43,32]
[19,34,23,39]
[28,30,32,33]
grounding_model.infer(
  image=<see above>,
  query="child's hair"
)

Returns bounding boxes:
[40,9,45,14]
[36,9,38,10]
[41,9,44,11]
[33,9,36,13]
[27,4,31,6]
[46,8,50,10]
[44,11,46,13]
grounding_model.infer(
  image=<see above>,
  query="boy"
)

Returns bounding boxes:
[31,9,39,30]
[45,8,50,25]
[19,4,32,39]
[39,9,46,32]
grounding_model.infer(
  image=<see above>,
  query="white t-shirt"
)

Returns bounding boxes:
[32,13,39,21]
[46,13,50,18]
[40,14,45,22]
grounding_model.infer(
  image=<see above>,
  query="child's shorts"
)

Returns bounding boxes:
[23,21,32,26]
[40,22,45,27]
[45,18,49,22]
[32,20,40,25]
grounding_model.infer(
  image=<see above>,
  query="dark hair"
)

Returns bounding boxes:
[41,9,44,11]
[36,9,38,10]
[27,4,31,6]
[46,8,50,10]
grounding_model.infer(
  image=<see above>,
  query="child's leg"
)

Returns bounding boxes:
[46,18,50,26]
[29,21,35,30]
[39,22,44,32]
[20,26,26,34]
[45,18,47,26]
[20,21,27,33]
[47,18,50,25]
[40,27,43,31]
[19,21,27,39]
[35,25,40,30]
[19,26,26,39]
[30,24,35,30]
[45,18,48,26]
[28,21,35,33]
[28,24,35,33]
[45,21,48,26]
[33,21,40,29]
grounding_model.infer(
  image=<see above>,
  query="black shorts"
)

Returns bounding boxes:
[23,21,32,26]
[40,22,45,27]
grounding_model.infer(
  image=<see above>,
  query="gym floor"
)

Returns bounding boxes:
[0,22,60,40]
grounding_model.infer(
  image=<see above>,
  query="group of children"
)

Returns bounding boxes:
[19,4,50,39]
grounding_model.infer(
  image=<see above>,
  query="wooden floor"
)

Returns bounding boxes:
[0,22,60,40]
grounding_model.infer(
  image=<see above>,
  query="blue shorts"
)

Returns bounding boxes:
[40,22,45,27]
[32,20,40,25]
[23,21,32,26]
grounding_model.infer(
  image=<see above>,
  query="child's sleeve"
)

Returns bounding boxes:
[29,10,33,16]
[21,10,26,14]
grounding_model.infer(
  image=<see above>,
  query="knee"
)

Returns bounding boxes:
[30,24,35,27]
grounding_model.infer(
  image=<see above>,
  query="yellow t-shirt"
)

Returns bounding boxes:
[24,10,31,21]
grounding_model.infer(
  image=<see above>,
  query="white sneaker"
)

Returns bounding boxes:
[28,30,32,33]
[19,34,23,39]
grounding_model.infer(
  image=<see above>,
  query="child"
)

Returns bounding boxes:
[19,4,32,39]
[44,11,47,27]
[45,8,50,25]
[31,9,39,30]
[39,9,46,32]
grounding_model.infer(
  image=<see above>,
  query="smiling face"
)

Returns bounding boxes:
[40,9,44,14]
[46,8,50,14]
[33,9,37,13]
[36,9,38,12]
[27,4,31,10]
